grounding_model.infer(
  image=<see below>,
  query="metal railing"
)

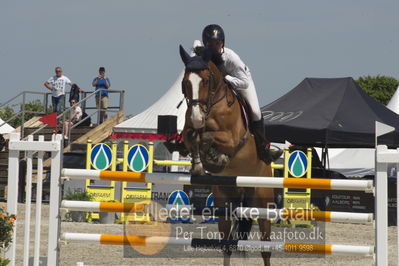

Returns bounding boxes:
[65,89,124,142]
[0,91,49,137]
[0,89,124,139]
[28,89,124,141]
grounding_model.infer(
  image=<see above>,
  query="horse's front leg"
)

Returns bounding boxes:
[199,132,231,173]
[183,128,205,176]
[191,150,205,176]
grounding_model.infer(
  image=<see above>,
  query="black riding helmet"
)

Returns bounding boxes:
[202,24,225,45]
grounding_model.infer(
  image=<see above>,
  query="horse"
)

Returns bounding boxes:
[179,45,274,266]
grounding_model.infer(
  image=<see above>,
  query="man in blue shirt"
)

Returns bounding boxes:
[92,67,111,123]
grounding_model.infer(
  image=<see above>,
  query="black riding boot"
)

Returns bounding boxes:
[163,140,189,157]
[251,118,283,164]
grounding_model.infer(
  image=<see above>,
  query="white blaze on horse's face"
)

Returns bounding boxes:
[188,72,205,129]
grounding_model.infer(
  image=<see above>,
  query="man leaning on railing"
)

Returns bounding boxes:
[44,66,74,114]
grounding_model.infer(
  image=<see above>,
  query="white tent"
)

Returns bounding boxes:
[113,70,187,136]
[318,148,375,177]
[387,86,399,113]
[112,41,202,138]
[0,118,14,134]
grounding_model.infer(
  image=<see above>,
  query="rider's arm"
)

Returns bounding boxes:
[223,51,250,89]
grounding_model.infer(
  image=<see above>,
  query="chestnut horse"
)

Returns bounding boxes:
[179,45,274,266]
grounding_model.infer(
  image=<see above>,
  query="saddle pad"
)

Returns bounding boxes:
[231,89,250,130]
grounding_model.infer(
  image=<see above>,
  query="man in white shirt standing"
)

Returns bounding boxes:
[44,67,73,114]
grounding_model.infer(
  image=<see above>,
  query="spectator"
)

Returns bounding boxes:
[92,67,110,123]
[79,111,91,127]
[44,67,73,114]
[63,99,82,139]
[69,83,84,105]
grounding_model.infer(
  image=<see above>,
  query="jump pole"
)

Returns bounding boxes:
[61,200,373,223]
[61,233,374,256]
[61,169,374,192]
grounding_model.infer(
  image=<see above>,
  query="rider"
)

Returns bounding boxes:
[201,24,283,164]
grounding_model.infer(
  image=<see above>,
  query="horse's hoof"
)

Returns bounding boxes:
[203,157,229,174]
[220,154,229,165]
[191,165,205,176]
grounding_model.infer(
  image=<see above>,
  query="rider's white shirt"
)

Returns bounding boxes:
[219,47,252,89]
[218,47,262,121]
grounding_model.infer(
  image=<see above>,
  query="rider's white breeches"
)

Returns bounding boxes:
[236,79,262,121]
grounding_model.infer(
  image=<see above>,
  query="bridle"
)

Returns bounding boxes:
[182,68,234,118]
[182,67,249,159]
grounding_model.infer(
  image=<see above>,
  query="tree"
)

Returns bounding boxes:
[0,100,46,128]
[356,75,399,105]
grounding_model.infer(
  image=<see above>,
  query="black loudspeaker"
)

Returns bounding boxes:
[157,115,177,135]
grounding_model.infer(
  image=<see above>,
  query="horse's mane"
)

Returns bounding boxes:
[208,61,223,82]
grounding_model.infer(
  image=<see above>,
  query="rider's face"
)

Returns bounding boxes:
[205,41,223,54]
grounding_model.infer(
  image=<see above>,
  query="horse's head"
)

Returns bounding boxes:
[179,45,223,129]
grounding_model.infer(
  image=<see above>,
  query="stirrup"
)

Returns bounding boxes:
[259,147,283,164]
[270,148,283,161]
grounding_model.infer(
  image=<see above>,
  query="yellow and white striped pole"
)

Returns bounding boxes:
[61,200,145,213]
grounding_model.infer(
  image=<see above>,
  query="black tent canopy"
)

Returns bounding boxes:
[261,77,399,148]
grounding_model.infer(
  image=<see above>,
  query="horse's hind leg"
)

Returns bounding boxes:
[213,186,234,266]
[258,219,272,266]
[255,187,274,266]
[219,218,232,266]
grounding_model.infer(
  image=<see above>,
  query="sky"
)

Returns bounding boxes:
[1,0,398,117]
